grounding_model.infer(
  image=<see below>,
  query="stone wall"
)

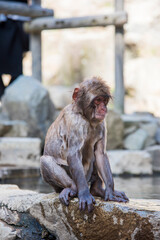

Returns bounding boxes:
[0,185,160,240]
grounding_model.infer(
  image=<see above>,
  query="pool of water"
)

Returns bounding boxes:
[0,175,160,200]
[114,176,160,199]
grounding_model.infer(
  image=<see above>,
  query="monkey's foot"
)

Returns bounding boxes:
[114,190,129,202]
[105,189,129,203]
[59,188,77,206]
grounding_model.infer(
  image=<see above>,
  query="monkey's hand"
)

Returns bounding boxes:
[78,189,96,212]
[104,188,129,203]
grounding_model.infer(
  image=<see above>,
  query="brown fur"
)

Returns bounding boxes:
[40,76,128,212]
[73,76,112,122]
[74,77,111,111]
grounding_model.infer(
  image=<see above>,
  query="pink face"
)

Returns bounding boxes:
[93,96,109,121]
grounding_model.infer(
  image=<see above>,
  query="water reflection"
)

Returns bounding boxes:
[0,176,160,199]
[114,176,160,199]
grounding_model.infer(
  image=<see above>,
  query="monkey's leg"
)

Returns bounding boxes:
[40,155,77,205]
[90,164,105,198]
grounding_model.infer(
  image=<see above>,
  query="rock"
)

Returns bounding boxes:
[0,120,28,137]
[122,113,157,128]
[124,125,137,137]
[0,111,9,121]
[134,112,155,117]
[0,122,10,136]
[144,138,156,148]
[0,220,18,240]
[124,129,148,150]
[146,145,160,172]
[0,185,160,240]
[106,110,124,150]
[140,123,158,138]
[123,116,158,149]
[108,150,152,175]
[140,123,158,148]
[0,185,53,240]
[1,75,54,139]
[46,85,74,110]
[0,137,41,167]
[155,127,160,144]
[0,184,19,190]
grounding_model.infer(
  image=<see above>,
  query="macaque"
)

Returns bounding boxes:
[40,77,129,212]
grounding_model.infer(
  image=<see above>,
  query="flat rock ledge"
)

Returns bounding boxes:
[0,185,160,240]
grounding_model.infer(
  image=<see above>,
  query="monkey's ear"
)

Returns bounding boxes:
[72,88,79,100]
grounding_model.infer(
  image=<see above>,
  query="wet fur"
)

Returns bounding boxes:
[40,76,128,211]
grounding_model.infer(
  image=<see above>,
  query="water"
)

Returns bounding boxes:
[114,176,160,199]
[0,175,160,200]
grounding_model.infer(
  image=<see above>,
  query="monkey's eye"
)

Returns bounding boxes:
[94,98,102,105]
[94,96,108,106]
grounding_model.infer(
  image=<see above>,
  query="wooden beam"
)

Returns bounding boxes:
[0,1,53,18]
[24,11,127,33]
[30,0,42,81]
[114,0,125,114]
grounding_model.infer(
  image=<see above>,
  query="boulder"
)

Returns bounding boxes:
[0,185,160,240]
[0,137,41,167]
[106,110,124,150]
[122,115,158,150]
[1,75,54,139]
[0,185,52,240]
[108,150,152,175]
[0,120,28,137]
[122,113,157,128]
[124,125,137,137]
[124,129,148,150]
[146,145,160,172]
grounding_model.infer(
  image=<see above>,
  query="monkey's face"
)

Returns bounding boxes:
[72,78,112,124]
[91,96,109,121]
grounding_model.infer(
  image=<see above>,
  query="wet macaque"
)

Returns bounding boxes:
[40,77,129,212]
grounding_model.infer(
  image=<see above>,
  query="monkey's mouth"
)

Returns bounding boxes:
[95,113,106,121]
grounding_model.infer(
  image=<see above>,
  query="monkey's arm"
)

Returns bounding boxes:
[95,139,129,202]
[67,151,96,212]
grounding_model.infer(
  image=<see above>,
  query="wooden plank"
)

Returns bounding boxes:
[0,1,53,18]
[30,0,42,81]
[114,0,125,114]
[24,11,127,33]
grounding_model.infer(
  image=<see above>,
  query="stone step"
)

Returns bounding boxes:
[146,145,160,172]
[108,150,153,175]
[108,145,160,175]
[0,137,41,167]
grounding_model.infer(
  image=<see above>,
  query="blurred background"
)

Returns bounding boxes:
[24,0,160,116]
